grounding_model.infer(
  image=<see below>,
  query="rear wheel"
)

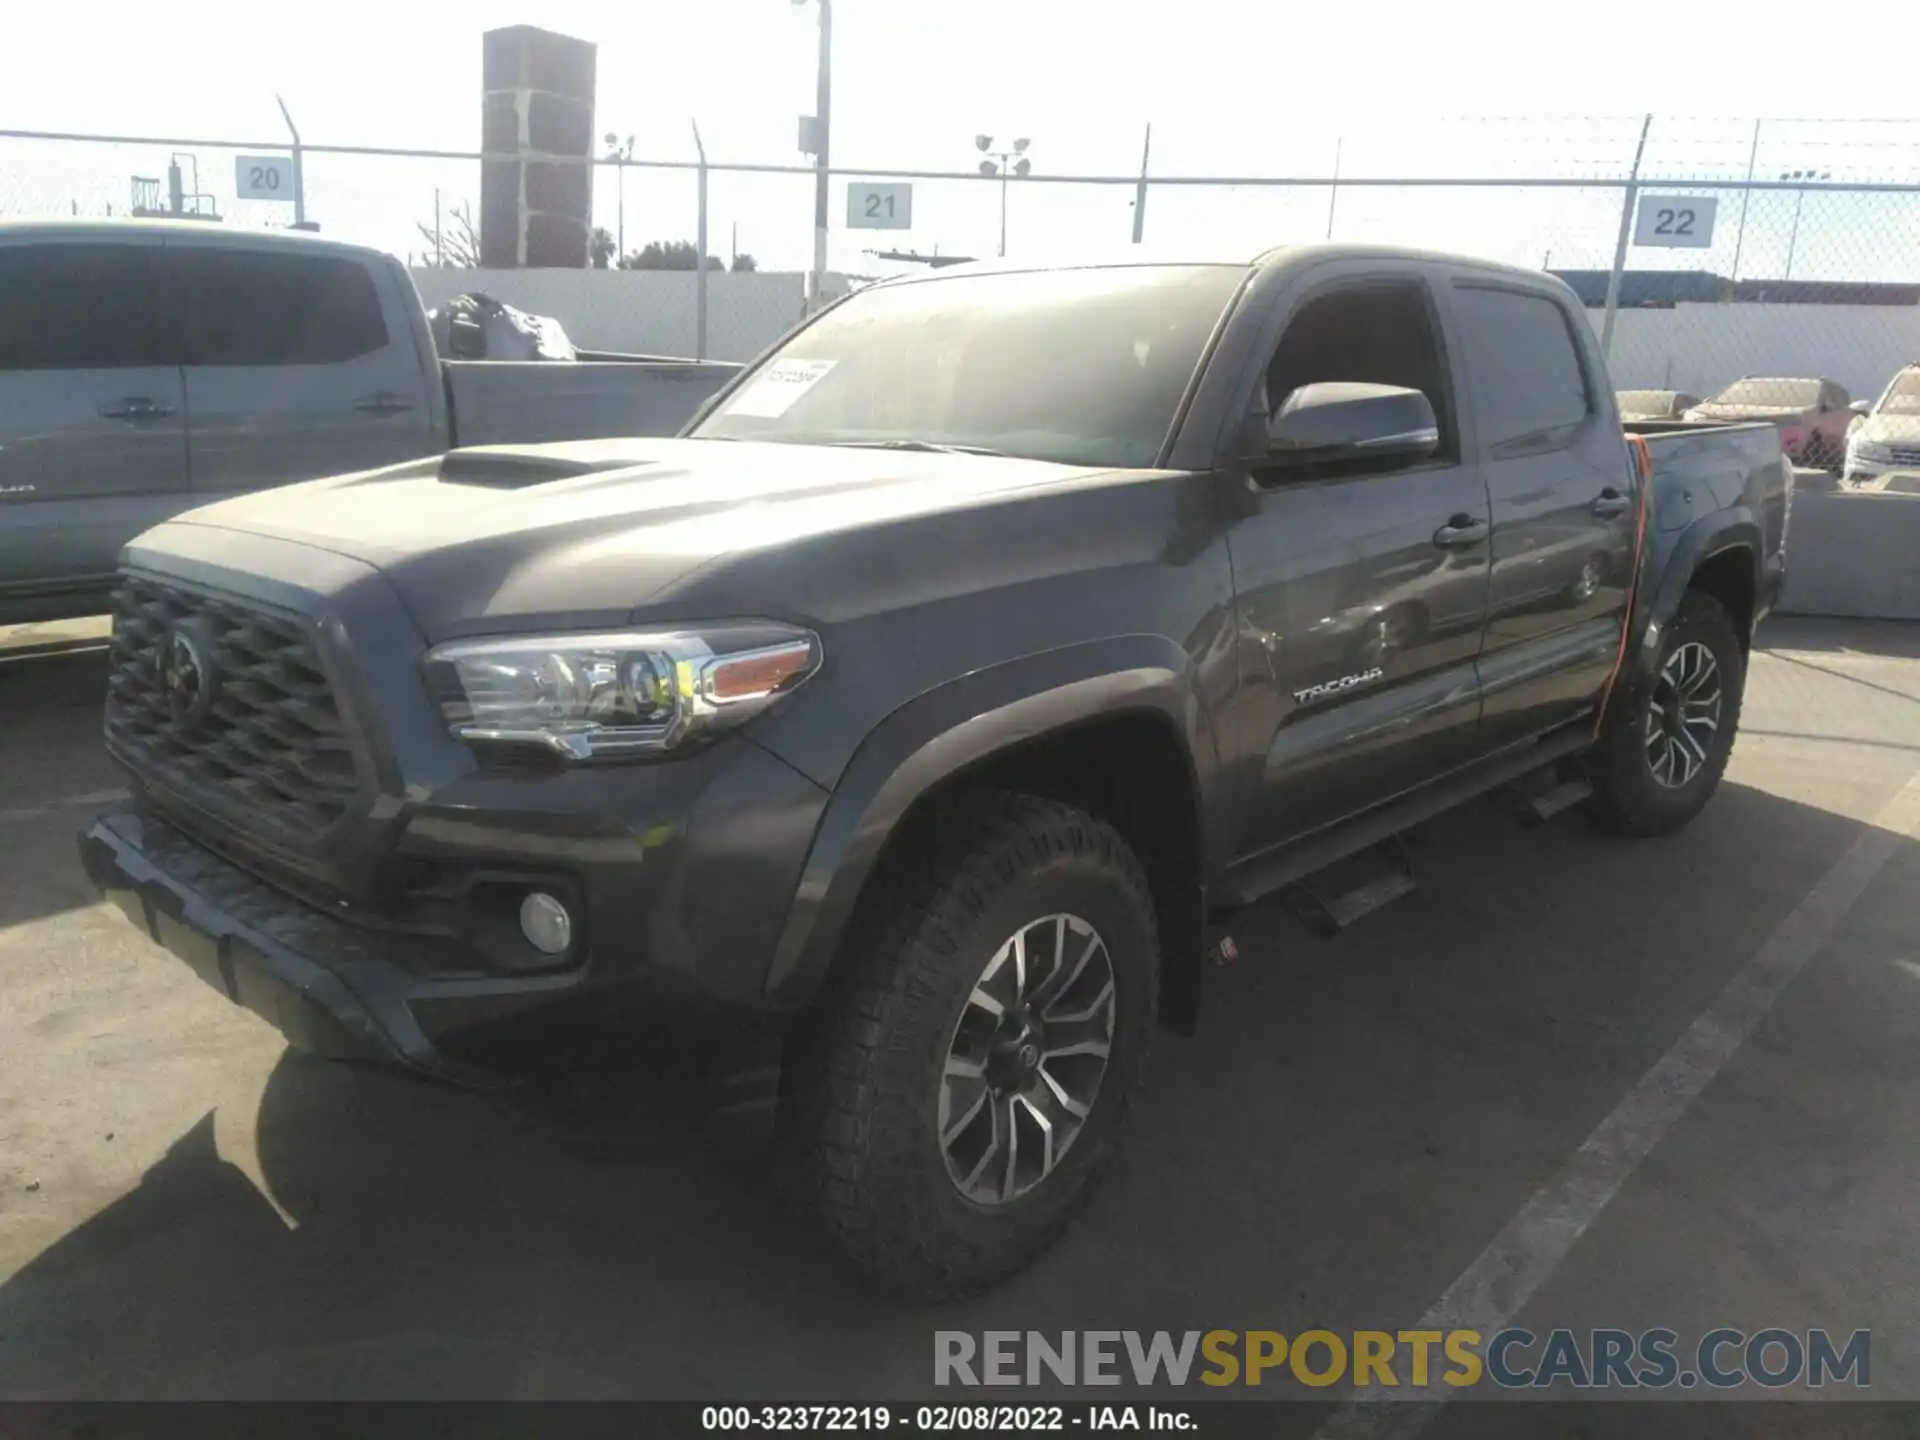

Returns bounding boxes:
[777,791,1159,1296]
[1586,590,1745,837]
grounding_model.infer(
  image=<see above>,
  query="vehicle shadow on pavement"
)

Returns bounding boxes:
[1,777,1914,1404]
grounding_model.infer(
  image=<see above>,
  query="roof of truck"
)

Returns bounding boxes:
[0,217,391,262]
[877,241,1565,290]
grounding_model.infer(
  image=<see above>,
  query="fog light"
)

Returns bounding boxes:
[518,892,573,955]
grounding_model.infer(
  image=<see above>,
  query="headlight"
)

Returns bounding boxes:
[425,622,821,762]
[1852,440,1892,463]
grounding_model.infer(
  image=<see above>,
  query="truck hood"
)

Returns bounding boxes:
[1855,413,1920,446]
[167,437,1120,638]
[1688,403,1812,424]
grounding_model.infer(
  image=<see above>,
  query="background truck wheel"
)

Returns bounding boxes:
[777,791,1159,1297]
[1586,590,1745,837]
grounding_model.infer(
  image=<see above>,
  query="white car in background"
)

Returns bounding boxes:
[1844,366,1920,487]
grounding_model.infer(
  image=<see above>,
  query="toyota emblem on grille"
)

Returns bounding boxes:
[160,621,217,728]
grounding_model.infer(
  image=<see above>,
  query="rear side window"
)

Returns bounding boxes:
[173,249,389,366]
[0,243,157,370]
[1452,285,1592,456]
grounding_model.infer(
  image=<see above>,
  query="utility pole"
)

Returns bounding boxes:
[798,0,833,313]
[1600,114,1653,362]
[1326,136,1342,240]
[692,119,710,360]
[1730,118,1760,282]
[974,135,1032,258]
[1130,122,1152,244]
[1783,169,1828,281]
[604,134,635,263]
[275,93,306,228]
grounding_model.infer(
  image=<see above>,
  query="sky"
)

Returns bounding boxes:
[3,0,1919,279]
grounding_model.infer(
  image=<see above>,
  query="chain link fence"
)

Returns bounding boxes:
[4,117,1919,402]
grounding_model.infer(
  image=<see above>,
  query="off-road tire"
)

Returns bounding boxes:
[1587,590,1745,837]
[777,791,1159,1297]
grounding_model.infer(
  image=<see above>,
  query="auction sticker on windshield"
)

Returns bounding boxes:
[726,358,837,418]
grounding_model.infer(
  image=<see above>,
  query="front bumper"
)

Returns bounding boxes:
[1842,456,1920,486]
[80,806,529,1086]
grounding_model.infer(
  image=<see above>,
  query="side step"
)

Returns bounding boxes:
[1524,778,1593,823]
[1216,727,1593,910]
[1503,765,1595,825]
[1282,838,1417,937]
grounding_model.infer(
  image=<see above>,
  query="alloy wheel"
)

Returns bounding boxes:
[938,913,1117,1206]
[1645,640,1722,788]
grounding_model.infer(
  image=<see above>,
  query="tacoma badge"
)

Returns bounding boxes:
[1293,667,1384,704]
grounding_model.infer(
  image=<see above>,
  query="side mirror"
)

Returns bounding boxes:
[1851,399,1873,417]
[1262,382,1439,469]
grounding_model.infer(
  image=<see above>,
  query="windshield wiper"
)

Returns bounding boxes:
[833,439,1009,458]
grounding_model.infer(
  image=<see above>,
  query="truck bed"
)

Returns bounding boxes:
[1627,419,1792,604]
[444,358,741,449]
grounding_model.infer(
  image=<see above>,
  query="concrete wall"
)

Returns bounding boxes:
[1777,490,1920,621]
[1596,303,1920,403]
[406,268,852,362]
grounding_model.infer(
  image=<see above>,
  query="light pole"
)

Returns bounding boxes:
[1781,168,1828,281]
[604,133,635,263]
[974,134,1031,258]
[795,0,833,313]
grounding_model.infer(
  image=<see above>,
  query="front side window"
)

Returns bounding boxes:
[692,264,1248,469]
[1451,286,1591,455]
[1258,279,1458,464]
[173,249,389,366]
[0,243,157,371]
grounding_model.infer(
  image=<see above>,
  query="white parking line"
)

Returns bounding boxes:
[0,788,128,827]
[1316,766,1920,1439]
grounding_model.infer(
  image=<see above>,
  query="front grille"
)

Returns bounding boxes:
[1885,444,1920,466]
[105,576,359,833]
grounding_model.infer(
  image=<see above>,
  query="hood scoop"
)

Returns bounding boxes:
[437,448,660,490]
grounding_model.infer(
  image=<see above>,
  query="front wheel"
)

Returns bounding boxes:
[1586,591,1745,837]
[777,791,1159,1296]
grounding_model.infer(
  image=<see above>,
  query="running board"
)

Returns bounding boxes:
[1282,838,1417,937]
[1522,778,1594,824]
[1215,727,1593,911]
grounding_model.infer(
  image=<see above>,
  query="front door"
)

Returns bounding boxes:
[1225,275,1492,857]
[164,243,436,499]
[0,241,189,610]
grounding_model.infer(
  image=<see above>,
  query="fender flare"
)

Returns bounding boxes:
[1630,506,1762,686]
[761,634,1222,1008]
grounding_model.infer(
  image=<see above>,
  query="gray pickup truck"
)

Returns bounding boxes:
[0,220,739,624]
[81,243,1789,1295]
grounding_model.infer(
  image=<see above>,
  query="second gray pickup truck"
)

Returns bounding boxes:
[82,243,1788,1295]
[0,219,739,624]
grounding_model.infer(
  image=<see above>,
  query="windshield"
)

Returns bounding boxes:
[1878,372,1920,415]
[691,265,1248,468]
[1706,378,1819,410]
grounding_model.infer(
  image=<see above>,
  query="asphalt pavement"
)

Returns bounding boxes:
[3,617,1920,1430]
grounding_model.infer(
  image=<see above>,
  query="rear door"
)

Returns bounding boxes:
[1222,266,1494,855]
[1450,278,1637,748]
[0,240,188,612]
[166,241,436,498]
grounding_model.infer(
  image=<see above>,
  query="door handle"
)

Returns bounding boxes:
[355,391,416,415]
[1432,514,1489,548]
[1590,488,1631,519]
[98,397,175,422]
